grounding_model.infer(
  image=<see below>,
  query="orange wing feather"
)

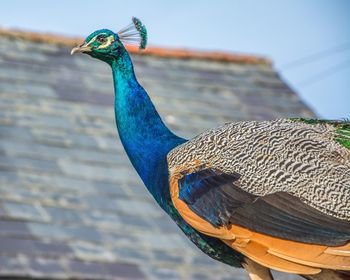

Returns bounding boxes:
[169,165,350,275]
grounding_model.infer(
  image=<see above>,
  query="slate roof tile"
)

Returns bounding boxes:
[0,29,310,280]
[0,255,29,277]
[0,220,31,237]
[26,258,68,279]
[2,201,49,222]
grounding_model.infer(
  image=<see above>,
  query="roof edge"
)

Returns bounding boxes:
[0,27,272,65]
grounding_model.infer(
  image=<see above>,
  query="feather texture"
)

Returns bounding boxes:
[168,119,350,221]
[291,118,350,151]
[168,118,350,275]
[169,166,350,274]
[177,168,350,245]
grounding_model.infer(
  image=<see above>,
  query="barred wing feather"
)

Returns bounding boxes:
[167,119,350,274]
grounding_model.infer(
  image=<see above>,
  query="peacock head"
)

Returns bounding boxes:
[71,17,147,62]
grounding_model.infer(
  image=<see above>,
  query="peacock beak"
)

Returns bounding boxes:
[71,42,92,55]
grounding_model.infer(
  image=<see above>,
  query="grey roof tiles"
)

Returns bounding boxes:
[0,31,313,280]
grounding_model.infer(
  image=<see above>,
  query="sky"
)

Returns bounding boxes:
[1,0,349,119]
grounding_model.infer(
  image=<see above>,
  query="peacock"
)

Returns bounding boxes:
[71,18,350,280]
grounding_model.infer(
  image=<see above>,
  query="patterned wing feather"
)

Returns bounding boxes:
[167,119,350,274]
[168,119,350,221]
[292,118,350,151]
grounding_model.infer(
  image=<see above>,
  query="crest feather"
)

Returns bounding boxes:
[118,17,147,50]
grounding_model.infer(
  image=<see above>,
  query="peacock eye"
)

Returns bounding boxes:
[97,35,107,43]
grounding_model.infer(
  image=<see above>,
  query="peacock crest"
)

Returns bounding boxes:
[118,17,147,49]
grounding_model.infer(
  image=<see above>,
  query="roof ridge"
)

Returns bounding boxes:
[0,27,271,65]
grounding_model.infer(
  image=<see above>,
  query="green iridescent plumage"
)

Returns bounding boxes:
[291,118,350,150]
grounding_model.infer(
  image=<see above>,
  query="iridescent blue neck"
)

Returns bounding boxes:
[110,50,186,201]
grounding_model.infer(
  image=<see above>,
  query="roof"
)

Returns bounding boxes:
[0,28,312,280]
[0,28,272,65]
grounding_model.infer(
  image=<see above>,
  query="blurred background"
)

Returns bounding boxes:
[0,1,348,280]
[1,0,349,118]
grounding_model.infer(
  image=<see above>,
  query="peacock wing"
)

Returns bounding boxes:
[167,119,350,274]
